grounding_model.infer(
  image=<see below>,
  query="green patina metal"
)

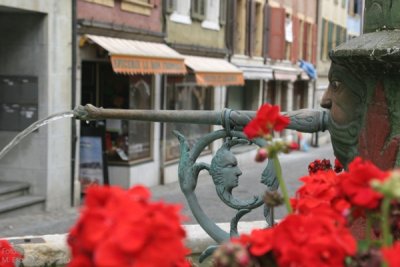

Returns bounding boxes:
[364,0,400,33]
[322,0,400,170]
[74,104,328,247]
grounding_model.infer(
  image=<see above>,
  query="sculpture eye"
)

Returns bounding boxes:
[330,81,341,91]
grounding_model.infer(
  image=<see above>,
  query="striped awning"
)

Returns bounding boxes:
[184,55,244,86]
[82,35,186,75]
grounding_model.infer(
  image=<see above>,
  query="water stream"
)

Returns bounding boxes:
[0,111,75,161]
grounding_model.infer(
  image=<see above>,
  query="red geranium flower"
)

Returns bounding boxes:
[0,240,23,267]
[236,213,356,267]
[381,242,400,267]
[291,170,350,222]
[334,158,344,173]
[339,157,389,210]
[244,103,290,139]
[308,159,332,174]
[68,185,190,267]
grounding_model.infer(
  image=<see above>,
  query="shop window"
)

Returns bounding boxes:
[293,81,308,110]
[226,81,260,111]
[81,62,153,164]
[104,76,153,162]
[264,81,277,105]
[165,84,213,161]
[126,79,152,161]
[0,75,38,131]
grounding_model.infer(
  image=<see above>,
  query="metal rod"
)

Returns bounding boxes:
[74,104,329,133]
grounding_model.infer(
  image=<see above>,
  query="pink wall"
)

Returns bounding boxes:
[77,0,162,33]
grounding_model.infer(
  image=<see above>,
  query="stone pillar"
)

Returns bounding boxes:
[321,0,400,170]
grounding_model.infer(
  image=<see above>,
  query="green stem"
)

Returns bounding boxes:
[272,155,292,214]
[381,197,392,246]
[365,213,372,246]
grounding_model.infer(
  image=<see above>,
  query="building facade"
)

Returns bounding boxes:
[76,0,244,192]
[226,0,318,144]
[76,0,183,194]
[0,1,72,211]
[0,0,352,214]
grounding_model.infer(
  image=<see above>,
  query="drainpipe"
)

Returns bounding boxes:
[71,0,78,206]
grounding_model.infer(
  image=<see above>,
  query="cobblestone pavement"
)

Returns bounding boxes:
[0,141,335,238]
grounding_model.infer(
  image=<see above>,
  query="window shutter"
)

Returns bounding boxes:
[311,23,317,65]
[302,22,309,61]
[336,25,341,47]
[219,0,227,25]
[320,19,326,60]
[245,0,256,57]
[268,6,285,60]
[262,3,270,58]
[327,21,333,53]
[291,15,300,63]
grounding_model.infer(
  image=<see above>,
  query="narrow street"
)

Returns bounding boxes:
[0,140,335,237]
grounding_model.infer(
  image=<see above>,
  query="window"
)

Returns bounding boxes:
[127,79,152,161]
[285,14,293,60]
[191,0,206,20]
[170,0,192,24]
[81,62,153,164]
[165,83,213,161]
[202,0,221,30]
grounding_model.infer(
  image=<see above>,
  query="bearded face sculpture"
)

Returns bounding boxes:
[320,62,366,168]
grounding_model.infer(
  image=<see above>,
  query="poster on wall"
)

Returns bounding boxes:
[79,126,109,193]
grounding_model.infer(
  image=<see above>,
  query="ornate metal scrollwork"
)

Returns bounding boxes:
[174,129,277,245]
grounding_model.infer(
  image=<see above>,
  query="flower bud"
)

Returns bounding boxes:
[255,148,268,162]
[212,242,254,267]
[264,191,284,207]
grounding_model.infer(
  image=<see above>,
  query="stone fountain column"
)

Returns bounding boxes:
[321,0,400,170]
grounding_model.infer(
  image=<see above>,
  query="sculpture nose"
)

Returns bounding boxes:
[320,90,332,109]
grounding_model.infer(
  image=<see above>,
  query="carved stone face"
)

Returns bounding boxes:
[321,64,363,125]
[211,149,242,192]
[320,63,365,167]
[218,151,242,192]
